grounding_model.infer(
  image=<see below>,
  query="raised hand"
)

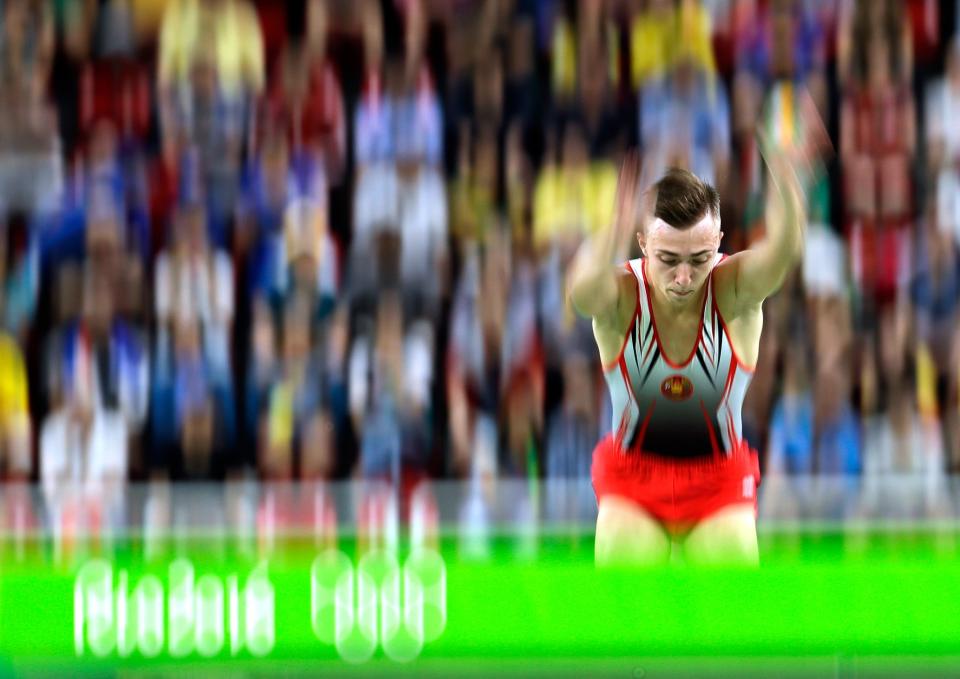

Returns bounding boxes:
[567,148,643,321]
[608,149,643,261]
[757,88,830,195]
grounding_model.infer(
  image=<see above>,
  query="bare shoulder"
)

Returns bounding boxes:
[711,252,763,322]
[711,255,763,368]
[592,266,640,366]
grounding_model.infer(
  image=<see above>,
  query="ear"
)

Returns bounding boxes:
[637,232,646,257]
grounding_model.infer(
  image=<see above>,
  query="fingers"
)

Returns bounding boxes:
[617,150,641,208]
[798,89,832,160]
[614,150,642,250]
[757,87,830,177]
[615,149,641,209]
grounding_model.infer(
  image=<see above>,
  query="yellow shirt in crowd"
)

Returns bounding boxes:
[533,162,617,248]
[630,2,715,88]
[0,333,28,430]
[158,0,264,95]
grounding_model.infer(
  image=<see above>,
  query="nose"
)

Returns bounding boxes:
[674,263,692,287]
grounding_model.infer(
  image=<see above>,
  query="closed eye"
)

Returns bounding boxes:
[659,257,710,266]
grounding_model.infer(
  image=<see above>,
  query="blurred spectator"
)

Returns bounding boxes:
[158,0,264,232]
[40,269,131,538]
[246,292,350,478]
[240,130,330,316]
[46,268,148,441]
[550,2,578,109]
[0,213,39,342]
[910,207,960,470]
[158,0,264,98]
[504,16,540,131]
[265,0,346,183]
[841,17,916,315]
[543,339,603,524]
[40,396,127,490]
[277,198,340,320]
[349,290,434,486]
[241,128,295,242]
[154,204,234,379]
[393,57,447,315]
[549,0,624,123]
[502,246,544,479]
[948,324,960,473]
[630,0,715,89]
[151,209,236,480]
[258,299,336,479]
[397,162,448,315]
[736,0,827,87]
[172,318,217,477]
[350,57,446,310]
[0,319,30,480]
[67,119,150,261]
[928,36,960,248]
[767,320,816,475]
[78,60,152,150]
[393,59,443,169]
[89,0,137,59]
[837,0,912,88]
[450,122,498,248]
[861,297,943,476]
[803,224,848,298]
[42,262,81,408]
[533,119,616,254]
[0,0,54,96]
[811,288,860,475]
[579,43,632,160]
[911,204,960,390]
[505,122,534,244]
[447,242,494,478]
[350,65,398,300]
[447,227,543,479]
[245,295,277,467]
[639,45,731,191]
[259,296,329,480]
[545,343,601,480]
[768,306,861,476]
[534,118,616,378]
[0,0,60,216]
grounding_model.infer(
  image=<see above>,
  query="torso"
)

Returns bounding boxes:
[594,255,761,459]
[595,255,761,369]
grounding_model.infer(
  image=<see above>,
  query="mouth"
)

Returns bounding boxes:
[670,289,693,297]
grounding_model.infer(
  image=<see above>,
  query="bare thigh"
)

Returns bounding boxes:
[595,495,671,567]
[682,503,759,567]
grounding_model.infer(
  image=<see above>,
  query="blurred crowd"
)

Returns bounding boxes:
[0,0,955,526]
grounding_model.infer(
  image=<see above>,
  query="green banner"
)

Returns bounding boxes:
[2,536,960,673]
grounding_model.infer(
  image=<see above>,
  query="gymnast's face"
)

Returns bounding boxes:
[638,214,723,309]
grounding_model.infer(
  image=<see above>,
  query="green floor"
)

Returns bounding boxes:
[1,528,960,674]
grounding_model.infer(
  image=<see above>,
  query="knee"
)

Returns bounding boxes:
[719,529,760,567]
[684,508,759,567]
[595,497,671,567]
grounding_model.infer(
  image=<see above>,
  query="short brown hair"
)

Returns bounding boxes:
[652,167,720,229]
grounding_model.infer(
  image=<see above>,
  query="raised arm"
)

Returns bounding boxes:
[722,93,828,312]
[567,151,642,323]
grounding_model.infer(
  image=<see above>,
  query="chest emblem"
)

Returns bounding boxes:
[660,375,694,401]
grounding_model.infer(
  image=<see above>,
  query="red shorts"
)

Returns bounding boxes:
[591,434,761,537]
